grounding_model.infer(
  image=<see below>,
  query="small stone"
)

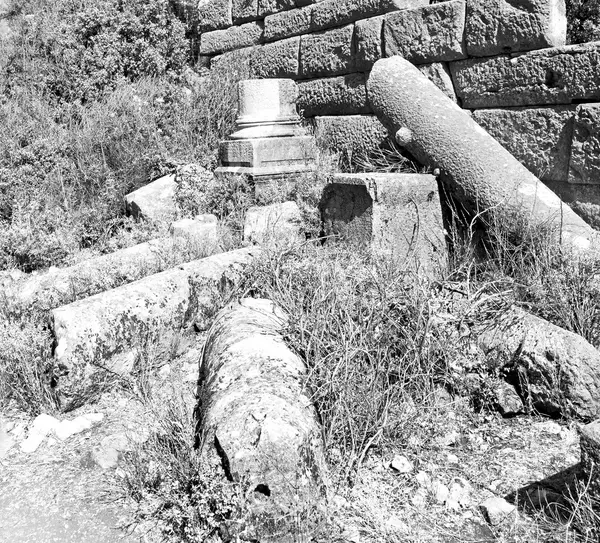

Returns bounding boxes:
[480,496,517,526]
[390,454,413,473]
[447,453,459,464]
[125,174,177,224]
[432,481,450,504]
[20,414,60,453]
[495,381,524,417]
[539,421,562,435]
[90,433,131,470]
[448,478,472,509]
[54,413,103,441]
[440,430,461,447]
[416,470,431,486]
[158,364,171,379]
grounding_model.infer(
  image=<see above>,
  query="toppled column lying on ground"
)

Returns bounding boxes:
[366,56,598,253]
[196,298,327,542]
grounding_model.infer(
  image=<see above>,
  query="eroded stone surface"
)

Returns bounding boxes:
[250,36,300,78]
[418,62,457,101]
[199,21,264,55]
[314,114,388,157]
[384,0,467,64]
[125,174,177,223]
[466,0,566,57]
[258,0,296,18]
[233,0,259,23]
[569,104,600,185]
[197,0,233,32]
[450,43,600,108]
[472,105,576,182]
[297,73,370,116]
[299,24,355,78]
[355,15,385,71]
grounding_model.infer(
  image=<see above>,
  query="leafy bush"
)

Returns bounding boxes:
[566,0,600,43]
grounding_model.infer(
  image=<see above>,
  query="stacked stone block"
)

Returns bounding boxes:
[193,0,600,222]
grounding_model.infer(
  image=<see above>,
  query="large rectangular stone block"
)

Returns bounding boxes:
[250,36,300,78]
[450,43,600,108]
[199,20,264,55]
[197,0,233,33]
[264,0,425,41]
[233,0,259,23]
[321,173,447,273]
[258,0,296,18]
[569,104,600,185]
[297,73,371,116]
[466,0,566,57]
[355,15,385,71]
[314,114,388,157]
[299,24,355,78]
[472,105,576,182]
[383,0,467,64]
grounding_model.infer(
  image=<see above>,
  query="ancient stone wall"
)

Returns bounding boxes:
[193,0,600,224]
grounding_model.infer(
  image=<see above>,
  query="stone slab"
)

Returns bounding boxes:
[569,104,600,185]
[299,24,355,78]
[219,136,316,169]
[51,248,257,409]
[450,43,600,109]
[233,0,259,23]
[197,0,233,33]
[250,36,300,78]
[321,173,447,273]
[264,3,315,41]
[199,21,264,55]
[472,105,576,183]
[418,62,457,101]
[125,174,176,223]
[383,0,467,64]
[297,73,371,116]
[355,15,385,71]
[314,114,388,158]
[466,0,566,57]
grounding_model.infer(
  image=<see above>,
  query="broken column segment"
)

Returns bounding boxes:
[367,56,598,253]
[196,298,327,541]
[321,173,447,273]
[216,79,317,197]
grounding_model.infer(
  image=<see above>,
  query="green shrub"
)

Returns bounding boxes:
[566,0,600,43]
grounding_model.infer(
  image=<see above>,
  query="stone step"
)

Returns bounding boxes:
[2,216,218,311]
[51,247,257,410]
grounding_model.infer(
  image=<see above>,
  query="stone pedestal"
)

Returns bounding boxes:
[216,79,317,197]
[321,173,448,275]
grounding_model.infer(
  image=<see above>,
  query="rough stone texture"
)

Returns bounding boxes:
[450,43,600,108]
[418,62,457,101]
[125,174,177,223]
[383,0,468,64]
[367,56,597,252]
[480,497,517,526]
[197,0,233,32]
[314,114,388,157]
[197,298,327,540]
[199,21,264,55]
[477,306,600,419]
[355,15,385,71]
[494,380,525,417]
[244,202,303,244]
[264,3,315,41]
[299,24,355,78]
[211,44,258,72]
[250,37,300,78]
[258,0,296,18]
[297,73,371,116]
[466,0,566,57]
[321,173,447,273]
[233,0,259,23]
[2,233,219,311]
[569,104,600,184]
[51,248,256,410]
[472,105,576,182]
[545,180,600,230]
[580,420,600,498]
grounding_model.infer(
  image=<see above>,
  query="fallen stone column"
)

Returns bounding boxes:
[197,298,327,542]
[367,56,598,253]
[477,306,600,420]
[51,247,257,410]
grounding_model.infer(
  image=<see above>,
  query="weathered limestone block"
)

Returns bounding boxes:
[580,420,600,497]
[297,73,371,116]
[197,298,327,540]
[450,43,600,108]
[199,21,264,55]
[244,202,303,244]
[233,0,259,23]
[472,106,576,183]
[314,114,388,157]
[355,15,385,71]
[299,24,355,78]
[367,56,597,252]
[211,44,258,72]
[264,3,315,41]
[51,248,256,409]
[383,0,467,64]
[125,174,177,223]
[258,0,296,18]
[2,231,219,311]
[321,173,447,273]
[197,0,233,32]
[250,37,300,78]
[466,0,566,57]
[418,62,457,101]
[569,104,600,185]
[545,181,600,230]
[478,306,600,419]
